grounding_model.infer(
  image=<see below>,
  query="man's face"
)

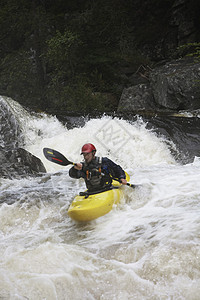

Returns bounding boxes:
[83,152,93,163]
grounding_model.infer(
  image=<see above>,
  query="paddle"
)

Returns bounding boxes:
[43,148,77,166]
[112,177,138,189]
[125,182,137,189]
[43,147,138,188]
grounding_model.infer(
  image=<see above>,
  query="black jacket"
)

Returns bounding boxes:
[69,157,126,191]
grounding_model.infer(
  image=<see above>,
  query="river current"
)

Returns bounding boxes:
[0,98,200,299]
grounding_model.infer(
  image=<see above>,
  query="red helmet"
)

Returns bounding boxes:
[81,143,96,154]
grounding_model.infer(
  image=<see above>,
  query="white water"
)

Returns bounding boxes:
[0,104,200,300]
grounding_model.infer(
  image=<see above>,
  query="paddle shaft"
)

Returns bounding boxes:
[112,177,137,189]
[43,148,138,188]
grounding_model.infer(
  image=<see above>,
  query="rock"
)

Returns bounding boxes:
[140,0,200,60]
[118,84,157,112]
[170,0,198,43]
[150,58,200,110]
[0,96,46,178]
[0,96,23,149]
[0,148,46,179]
[118,58,200,113]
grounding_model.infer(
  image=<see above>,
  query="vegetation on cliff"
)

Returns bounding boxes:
[0,0,199,114]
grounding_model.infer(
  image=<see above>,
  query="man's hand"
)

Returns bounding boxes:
[120,178,127,185]
[74,163,83,170]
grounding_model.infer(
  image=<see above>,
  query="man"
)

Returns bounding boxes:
[69,143,127,193]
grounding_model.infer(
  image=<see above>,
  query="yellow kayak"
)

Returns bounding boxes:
[68,173,130,222]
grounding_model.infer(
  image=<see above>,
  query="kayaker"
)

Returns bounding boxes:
[69,143,127,192]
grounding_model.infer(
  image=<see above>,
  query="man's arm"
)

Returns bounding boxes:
[102,157,126,181]
[69,163,85,179]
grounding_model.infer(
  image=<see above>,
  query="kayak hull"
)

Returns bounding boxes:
[68,187,123,222]
[68,173,130,222]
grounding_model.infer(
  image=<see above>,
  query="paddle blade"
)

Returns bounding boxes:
[43,148,73,166]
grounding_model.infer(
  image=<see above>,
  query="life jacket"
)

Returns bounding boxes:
[83,157,112,192]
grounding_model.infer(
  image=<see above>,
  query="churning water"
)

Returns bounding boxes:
[0,98,200,299]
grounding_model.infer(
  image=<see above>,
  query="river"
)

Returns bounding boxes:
[0,97,200,299]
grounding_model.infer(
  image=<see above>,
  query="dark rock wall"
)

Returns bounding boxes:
[118,0,200,113]
[118,57,200,113]
[0,96,46,178]
[138,0,200,61]
[150,58,200,110]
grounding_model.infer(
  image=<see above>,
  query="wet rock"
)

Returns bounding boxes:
[118,58,200,112]
[0,96,23,149]
[0,148,46,179]
[150,58,200,110]
[118,84,157,112]
[0,96,46,179]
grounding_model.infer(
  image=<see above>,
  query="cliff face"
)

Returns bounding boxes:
[118,0,200,113]
[134,0,200,61]
[0,96,46,178]
[118,57,200,113]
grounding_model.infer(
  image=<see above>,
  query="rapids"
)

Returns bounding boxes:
[0,98,200,299]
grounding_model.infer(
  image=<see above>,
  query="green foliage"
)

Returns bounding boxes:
[45,30,80,70]
[46,79,109,113]
[43,29,82,99]
[0,49,41,104]
[60,84,109,113]
[178,43,200,60]
[0,0,159,113]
